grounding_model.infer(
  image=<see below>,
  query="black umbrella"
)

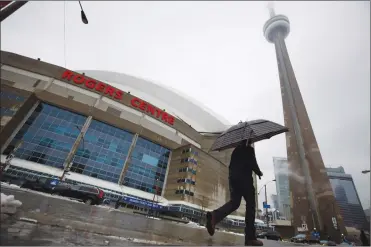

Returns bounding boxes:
[210,119,289,152]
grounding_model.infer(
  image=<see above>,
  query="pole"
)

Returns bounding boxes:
[265,184,269,226]
[0,140,23,178]
[0,1,28,22]
[149,178,158,217]
[60,116,92,181]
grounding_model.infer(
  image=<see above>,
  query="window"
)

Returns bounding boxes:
[3,103,87,169]
[123,136,170,195]
[0,91,26,102]
[178,167,197,175]
[177,178,196,185]
[0,107,16,117]
[180,157,197,165]
[4,165,54,181]
[175,189,194,196]
[181,148,198,156]
[70,119,134,183]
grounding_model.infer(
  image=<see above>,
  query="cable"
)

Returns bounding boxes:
[63,1,69,96]
[63,1,67,69]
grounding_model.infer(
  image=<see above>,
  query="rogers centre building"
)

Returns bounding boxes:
[0,50,258,227]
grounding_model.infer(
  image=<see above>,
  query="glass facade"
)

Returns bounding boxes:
[70,119,134,183]
[123,137,170,195]
[273,158,291,219]
[0,90,27,118]
[329,177,368,229]
[3,102,173,196]
[4,103,87,169]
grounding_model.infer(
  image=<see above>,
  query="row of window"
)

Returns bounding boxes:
[168,204,204,216]
[123,177,161,195]
[125,170,164,185]
[4,102,170,196]
[178,167,197,175]
[177,178,196,185]
[0,107,17,117]
[181,148,199,156]
[175,189,194,196]
[4,165,54,181]
[0,91,26,102]
[180,157,197,165]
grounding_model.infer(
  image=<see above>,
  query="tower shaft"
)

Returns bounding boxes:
[271,31,346,240]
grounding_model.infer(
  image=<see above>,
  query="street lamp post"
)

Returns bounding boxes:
[149,178,159,217]
[78,1,88,24]
[258,179,276,227]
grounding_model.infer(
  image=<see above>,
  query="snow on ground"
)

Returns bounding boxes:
[185,221,205,229]
[105,234,171,245]
[1,193,22,207]
[94,204,112,210]
[1,192,23,215]
[184,221,245,237]
[146,216,161,220]
[1,182,20,188]
[219,229,245,236]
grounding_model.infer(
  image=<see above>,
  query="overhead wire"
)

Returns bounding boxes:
[63,0,69,97]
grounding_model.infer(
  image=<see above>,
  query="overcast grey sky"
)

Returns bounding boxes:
[1,1,370,209]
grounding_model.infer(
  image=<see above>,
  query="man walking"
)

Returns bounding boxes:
[206,140,264,246]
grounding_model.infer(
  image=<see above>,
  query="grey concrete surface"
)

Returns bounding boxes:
[1,186,306,246]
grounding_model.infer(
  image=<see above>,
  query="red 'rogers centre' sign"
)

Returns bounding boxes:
[61,70,175,125]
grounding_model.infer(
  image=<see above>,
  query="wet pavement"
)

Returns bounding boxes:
[1,223,169,246]
[1,185,307,246]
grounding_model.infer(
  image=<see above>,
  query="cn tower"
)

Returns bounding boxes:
[263,4,346,241]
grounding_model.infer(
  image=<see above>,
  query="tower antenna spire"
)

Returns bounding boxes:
[267,2,276,18]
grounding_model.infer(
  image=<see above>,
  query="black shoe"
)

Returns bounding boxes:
[245,239,264,246]
[206,212,215,236]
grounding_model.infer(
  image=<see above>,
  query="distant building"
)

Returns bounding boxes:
[326,166,369,230]
[273,157,291,220]
[271,194,279,210]
[364,208,370,223]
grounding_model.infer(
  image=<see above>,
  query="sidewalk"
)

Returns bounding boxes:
[1,217,171,246]
[1,186,300,246]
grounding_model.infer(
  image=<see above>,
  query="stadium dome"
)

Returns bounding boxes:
[78,70,230,132]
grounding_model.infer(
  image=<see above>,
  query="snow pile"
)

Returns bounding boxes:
[1,193,22,215]
[1,182,21,188]
[146,216,161,221]
[105,235,171,245]
[219,229,244,236]
[186,221,205,229]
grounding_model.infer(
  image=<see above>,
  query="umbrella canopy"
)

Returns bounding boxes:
[210,119,289,151]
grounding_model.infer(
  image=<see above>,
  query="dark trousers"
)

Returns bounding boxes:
[212,176,256,240]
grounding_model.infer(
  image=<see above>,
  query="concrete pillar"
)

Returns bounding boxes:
[0,98,40,154]
[62,115,93,171]
[161,151,173,197]
[61,96,101,177]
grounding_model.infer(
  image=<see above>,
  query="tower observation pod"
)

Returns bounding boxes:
[262,3,346,243]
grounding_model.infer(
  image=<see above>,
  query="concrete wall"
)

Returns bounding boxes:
[0,50,202,146]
